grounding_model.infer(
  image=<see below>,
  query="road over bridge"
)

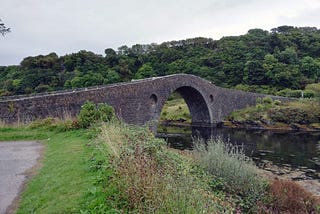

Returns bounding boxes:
[0,74,286,129]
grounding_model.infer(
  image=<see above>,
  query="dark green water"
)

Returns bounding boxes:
[157,125,320,180]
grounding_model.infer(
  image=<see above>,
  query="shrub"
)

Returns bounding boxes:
[235,84,250,91]
[276,88,304,98]
[194,137,267,212]
[274,100,281,105]
[303,89,315,98]
[78,101,115,128]
[259,179,320,213]
[256,97,262,104]
[256,104,265,112]
[29,117,56,128]
[268,107,310,124]
[276,88,291,97]
[96,103,115,121]
[305,83,320,97]
[262,96,273,105]
[287,89,303,98]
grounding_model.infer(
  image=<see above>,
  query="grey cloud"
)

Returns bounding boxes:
[1,0,320,65]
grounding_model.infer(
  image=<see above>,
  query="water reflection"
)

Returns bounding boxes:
[157,125,320,180]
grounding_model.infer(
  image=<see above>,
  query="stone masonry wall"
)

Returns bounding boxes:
[0,74,289,126]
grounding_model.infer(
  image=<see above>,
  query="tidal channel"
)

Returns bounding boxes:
[157,125,320,181]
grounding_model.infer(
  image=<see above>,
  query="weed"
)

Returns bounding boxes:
[258,179,320,213]
[78,101,115,128]
[194,137,268,213]
[93,122,232,213]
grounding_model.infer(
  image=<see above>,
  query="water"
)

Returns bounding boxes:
[157,125,320,180]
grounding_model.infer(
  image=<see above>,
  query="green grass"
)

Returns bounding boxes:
[0,126,97,214]
[160,97,191,123]
[228,98,320,129]
[1,120,319,213]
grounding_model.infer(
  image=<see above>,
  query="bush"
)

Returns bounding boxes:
[256,97,262,104]
[274,100,281,105]
[287,89,303,98]
[263,96,273,105]
[303,89,315,98]
[194,137,267,212]
[259,179,320,213]
[268,107,310,124]
[78,101,115,128]
[276,88,304,98]
[256,104,265,112]
[96,103,115,121]
[276,88,292,97]
[305,83,320,97]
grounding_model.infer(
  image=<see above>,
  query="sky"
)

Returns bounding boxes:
[1,0,320,66]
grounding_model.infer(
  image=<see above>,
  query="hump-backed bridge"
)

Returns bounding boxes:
[0,74,285,129]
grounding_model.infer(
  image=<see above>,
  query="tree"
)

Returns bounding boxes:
[104,70,121,84]
[134,63,155,79]
[243,60,267,85]
[0,19,10,36]
[275,47,298,64]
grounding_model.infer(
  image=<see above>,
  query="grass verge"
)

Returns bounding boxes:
[0,125,96,213]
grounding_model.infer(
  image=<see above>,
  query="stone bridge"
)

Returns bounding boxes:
[0,74,285,129]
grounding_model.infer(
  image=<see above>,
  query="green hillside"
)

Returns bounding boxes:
[1,25,320,97]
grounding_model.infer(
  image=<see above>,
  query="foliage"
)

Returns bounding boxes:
[259,179,320,213]
[194,137,268,213]
[89,121,232,213]
[2,120,319,213]
[159,93,191,123]
[0,126,97,213]
[134,63,156,79]
[306,83,320,97]
[1,26,320,96]
[229,99,320,129]
[77,101,115,128]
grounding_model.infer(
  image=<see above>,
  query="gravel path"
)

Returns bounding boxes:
[0,141,43,214]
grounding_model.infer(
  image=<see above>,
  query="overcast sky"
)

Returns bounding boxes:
[1,0,320,66]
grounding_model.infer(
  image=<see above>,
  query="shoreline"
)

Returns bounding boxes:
[159,120,320,198]
[159,120,320,132]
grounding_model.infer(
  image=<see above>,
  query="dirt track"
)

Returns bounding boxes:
[0,141,43,214]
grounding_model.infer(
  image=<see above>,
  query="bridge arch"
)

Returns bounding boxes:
[151,85,212,127]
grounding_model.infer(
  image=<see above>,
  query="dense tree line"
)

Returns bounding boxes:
[1,25,320,96]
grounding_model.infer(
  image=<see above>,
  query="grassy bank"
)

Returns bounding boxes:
[227,98,320,131]
[80,121,320,213]
[1,117,319,213]
[159,93,191,124]
[0,124,96,213]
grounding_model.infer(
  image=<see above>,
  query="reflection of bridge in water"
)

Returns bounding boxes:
[0,74,287,130]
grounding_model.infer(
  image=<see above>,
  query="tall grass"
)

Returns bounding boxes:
[93,121,233,213]
[194,137,268,212]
